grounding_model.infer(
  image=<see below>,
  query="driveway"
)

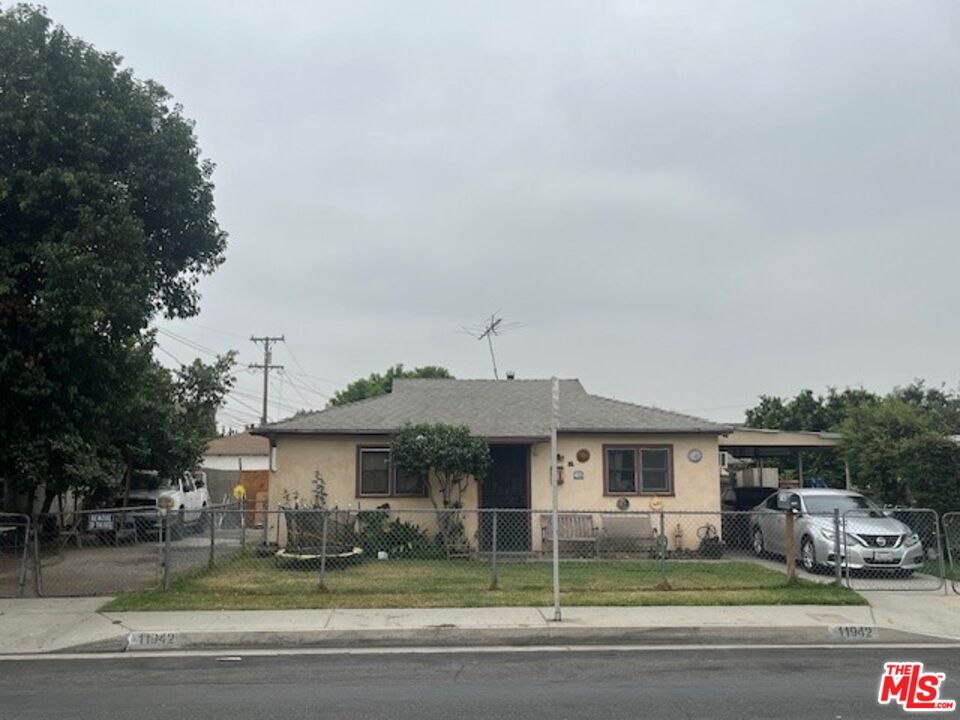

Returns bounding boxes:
[1,527,248,597]
[729,548,947,591]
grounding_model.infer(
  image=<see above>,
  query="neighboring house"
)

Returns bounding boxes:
[253,378,731,552]
[200,432,271,507]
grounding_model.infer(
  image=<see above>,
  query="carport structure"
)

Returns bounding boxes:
[720,428,847,489]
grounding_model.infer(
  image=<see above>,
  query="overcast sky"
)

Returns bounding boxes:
[39,1,960,428]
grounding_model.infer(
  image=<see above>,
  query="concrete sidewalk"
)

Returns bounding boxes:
[0,595,956,654]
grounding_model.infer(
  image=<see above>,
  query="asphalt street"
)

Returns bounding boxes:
[1,645,958,719]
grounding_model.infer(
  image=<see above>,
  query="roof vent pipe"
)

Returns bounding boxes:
[505,371,516,380]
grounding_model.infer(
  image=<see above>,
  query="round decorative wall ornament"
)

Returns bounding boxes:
[576,448,590,463]
[687,448,703,463]
[616,497,630,510]
[649,497,663,511]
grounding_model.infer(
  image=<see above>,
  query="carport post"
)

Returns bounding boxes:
[833,509,842,586]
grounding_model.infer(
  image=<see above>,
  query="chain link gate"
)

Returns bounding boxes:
[841,508,944,591]
[942,511,960,595]
[0,513,32,597]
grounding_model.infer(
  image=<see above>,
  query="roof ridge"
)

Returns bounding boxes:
[261,389,399,429]
[582,391,725,427]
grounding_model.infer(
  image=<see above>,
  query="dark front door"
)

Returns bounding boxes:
[480,445,530,552]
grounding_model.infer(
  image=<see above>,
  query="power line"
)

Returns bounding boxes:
[155,344,185,367]
[156,327,224,358]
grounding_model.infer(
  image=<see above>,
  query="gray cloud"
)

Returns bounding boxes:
[41,0,960,425]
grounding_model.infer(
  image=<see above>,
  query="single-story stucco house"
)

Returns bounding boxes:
[253,378,733,552]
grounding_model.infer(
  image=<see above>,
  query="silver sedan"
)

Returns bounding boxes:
[750,488,925,573]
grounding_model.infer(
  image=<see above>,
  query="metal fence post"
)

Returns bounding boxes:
[16,516,29,598]
[208,507,216,570]
[784,511,797,580]
[833,509,842,586]
[240,500,247,552]
[162,512,171,591]
[32,522,42,597]
[934,511,948,596]
[490,510,498,591]
[262,500,269,548]
[318,510,328,591]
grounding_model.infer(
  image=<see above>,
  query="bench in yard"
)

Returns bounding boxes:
[540,513,599,558]
[598,514,656,557]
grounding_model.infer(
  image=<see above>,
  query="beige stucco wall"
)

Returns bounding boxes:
[267,434,479,545]
[527,433,721,552]
[267,432,720,553]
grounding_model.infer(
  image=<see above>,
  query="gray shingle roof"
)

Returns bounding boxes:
[254,379,730,438]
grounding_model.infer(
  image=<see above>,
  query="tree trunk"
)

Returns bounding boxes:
[41,487,56,515]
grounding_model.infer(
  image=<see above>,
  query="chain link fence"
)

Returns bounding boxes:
[841,508,943,591]
[4,504,956,599]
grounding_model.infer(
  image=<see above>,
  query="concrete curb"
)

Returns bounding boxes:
[56,624,950,654]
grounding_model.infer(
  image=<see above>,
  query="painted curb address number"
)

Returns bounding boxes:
[127,632,182,648]
[829,626,875,640]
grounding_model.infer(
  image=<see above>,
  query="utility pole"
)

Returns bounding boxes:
[249,335,284,425]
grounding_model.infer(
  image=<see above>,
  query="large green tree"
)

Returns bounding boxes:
[329,364,452,407]
[840,396,960,515]
[0,6,227,512]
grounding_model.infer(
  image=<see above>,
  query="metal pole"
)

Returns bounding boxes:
[550,377,561,622]
[785,511,797,580]
[17,517,29,597]
[240,499,247,552]
[318,510,329,591]
[208,507,216,570]
[490,510,498,591]
[32,522,42,597]
[162,513,171,591]
[833,509,842,586]
[844,460,852,490]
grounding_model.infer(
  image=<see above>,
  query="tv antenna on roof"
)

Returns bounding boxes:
[460,311,524,380]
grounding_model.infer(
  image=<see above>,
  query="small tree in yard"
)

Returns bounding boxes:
[391,424,491,509]
[392,424,491,550]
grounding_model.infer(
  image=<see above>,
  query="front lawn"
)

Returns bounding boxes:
[101,555,865,611]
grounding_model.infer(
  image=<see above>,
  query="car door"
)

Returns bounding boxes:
[180,474,199,521]
[767,491,797,555]
[755,493,780,552]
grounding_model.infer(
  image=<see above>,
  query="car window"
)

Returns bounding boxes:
[765,495,779,510]
[181,476,194,493]
[803,494,881,515]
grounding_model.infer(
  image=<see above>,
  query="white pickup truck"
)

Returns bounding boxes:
[88,471,210,540]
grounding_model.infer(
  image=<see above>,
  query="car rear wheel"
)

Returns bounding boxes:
[752,527,765,557]
[800,535,818,573]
